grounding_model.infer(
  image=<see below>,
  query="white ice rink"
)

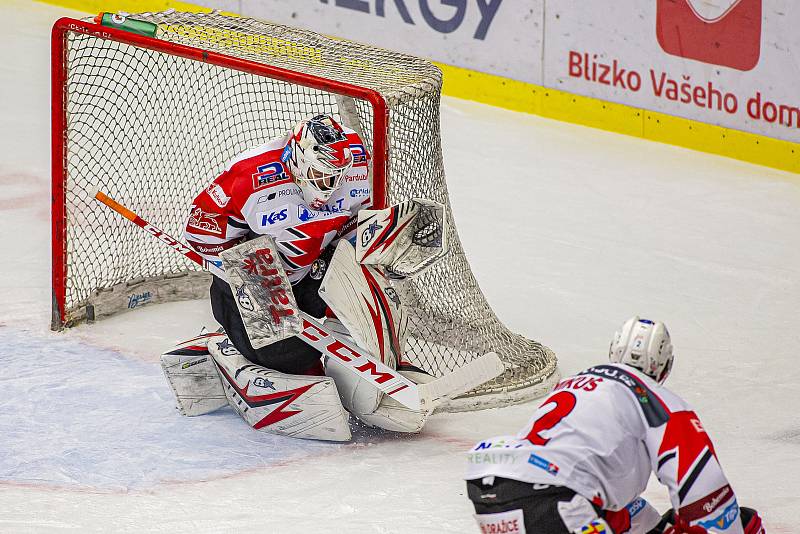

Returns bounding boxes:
[1,1,798,532]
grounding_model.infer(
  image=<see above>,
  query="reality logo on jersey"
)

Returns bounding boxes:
[252,162,290,190]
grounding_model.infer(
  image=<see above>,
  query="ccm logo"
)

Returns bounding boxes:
[300,320,395,383]
[144,224,192,254]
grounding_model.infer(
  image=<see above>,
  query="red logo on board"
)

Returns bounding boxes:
[656,0,762,71]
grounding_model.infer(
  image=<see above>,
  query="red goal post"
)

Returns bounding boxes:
[51,11,559,411]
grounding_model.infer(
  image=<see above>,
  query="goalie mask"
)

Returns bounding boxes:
[283,114,354,209]
[609,316,674,384]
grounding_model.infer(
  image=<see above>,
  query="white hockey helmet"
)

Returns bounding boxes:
[609,316,674,384]
[282,114,354,208]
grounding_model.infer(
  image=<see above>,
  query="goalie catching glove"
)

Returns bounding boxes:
[355,198,447,278]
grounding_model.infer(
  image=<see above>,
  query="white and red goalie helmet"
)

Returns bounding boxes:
[282,114,354,208]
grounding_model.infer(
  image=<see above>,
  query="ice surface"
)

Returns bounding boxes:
[1,1,798,532]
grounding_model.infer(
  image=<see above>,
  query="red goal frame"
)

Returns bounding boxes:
[50,17,390,329]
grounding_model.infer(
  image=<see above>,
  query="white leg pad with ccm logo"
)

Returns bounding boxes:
[319,240,431,433]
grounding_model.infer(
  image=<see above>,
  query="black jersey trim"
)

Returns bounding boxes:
[658,451,676,471]
[580,365,670,427]
[227,216,249,230]
[678,449,713,503]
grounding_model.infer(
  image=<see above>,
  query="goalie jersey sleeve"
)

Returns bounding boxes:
[183,129,371,283]
[465,363,745,533]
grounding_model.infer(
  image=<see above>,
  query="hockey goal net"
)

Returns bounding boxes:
[51,11,558,410]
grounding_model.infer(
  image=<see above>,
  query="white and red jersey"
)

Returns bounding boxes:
[465,363,744,533]
[184,128,371,284]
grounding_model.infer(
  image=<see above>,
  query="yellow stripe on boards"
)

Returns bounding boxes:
[437,63,800,175]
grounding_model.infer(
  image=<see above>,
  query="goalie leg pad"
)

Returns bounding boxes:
[160,332,228,416]
[319,240,408,415]
[319,240,407,371]
[357,393,430,433]
[327,348,431,433]
[319,246,432,433]
[322,318,382,416]
[357,366,433,433]
[209,336,351,442]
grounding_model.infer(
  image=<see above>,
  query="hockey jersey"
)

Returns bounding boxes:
[465,363,744,533]
[184,128,371,284]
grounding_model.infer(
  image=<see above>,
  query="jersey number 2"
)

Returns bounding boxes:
[524,391,576,446]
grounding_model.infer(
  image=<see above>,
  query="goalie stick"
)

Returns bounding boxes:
[93,190,503,411]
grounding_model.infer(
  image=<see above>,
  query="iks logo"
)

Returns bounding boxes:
[656,0,762,71]
[259,205,289,227]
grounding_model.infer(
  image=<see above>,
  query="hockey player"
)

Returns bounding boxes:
[464,317,765,534]
[184,113,371,377]
[172,114,435,441]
